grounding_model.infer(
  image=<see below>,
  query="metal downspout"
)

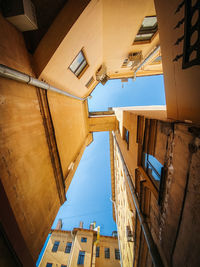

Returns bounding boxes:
[110,198,123,267]
[0,64,88,101]
[67,230,75,267]
[132,46,160,81]
[112,132,164,267]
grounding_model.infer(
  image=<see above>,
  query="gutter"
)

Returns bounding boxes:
[133,46,161,81]
[0,64,88,101]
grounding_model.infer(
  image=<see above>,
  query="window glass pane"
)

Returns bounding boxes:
[52,241,60,252]
[115,249,120,260]
[69,51,84,72]
[65,242,72,253]
[105,248,110,258]
[81,237,87,243]
[142,153,163,188]
[61,265,67,267]
[46,263,52,267]
[96,246,100,257]
[142,16,157,29]
[135,33,153,41]
[148,154,163,177]
[78,251,85,265]
[74,60,87,76]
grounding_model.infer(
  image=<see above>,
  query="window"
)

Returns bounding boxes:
[134,16,157,43]
[115,249,120,260]
[123,127,129,150]
[46,263,52,267]
[142,153,163,188]
[65,242,72,253]
[81,237,87,243]
[104,248,110,259]
[77,251,85,265]
[52,241,60,252]
[96,246,100,257]
[61,265,67,267]
[69,50,88,78]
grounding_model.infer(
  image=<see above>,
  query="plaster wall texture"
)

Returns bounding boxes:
[34,0,162,99]
[111,108,200,266]
[155,0,200,123]
[0,14,61,262]
[40,229,120,267]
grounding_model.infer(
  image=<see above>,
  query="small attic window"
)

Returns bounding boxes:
[134,16,158,43]
[69,50,89,78]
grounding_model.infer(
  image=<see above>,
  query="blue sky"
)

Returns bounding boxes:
[37,75,165,265]
[89,75,165,111]
[52,75,165,233]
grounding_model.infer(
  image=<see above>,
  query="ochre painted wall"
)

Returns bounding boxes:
[0,14,61,262]
[155,0,200,123]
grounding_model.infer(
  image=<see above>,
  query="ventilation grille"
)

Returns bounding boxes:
[85,76,95,88]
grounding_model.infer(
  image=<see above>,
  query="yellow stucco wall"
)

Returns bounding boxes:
[39,229,120,267]
[95,236,120,267]
[39,231,72,267]
[113,143,134,267]
[0,14,61,262]
[34,0,162,99]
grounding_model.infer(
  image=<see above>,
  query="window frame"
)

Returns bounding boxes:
[134,16,158,44]
[46,263,52,267]
[123,127,129,150]
[77,251,85,265]
[142,152,163,189]
[104,247,110,259]
[115,249,120,260]
[65,242,72,253]
[81,237,87,243]
[96,246,100,257]
[69,49,89,79]
[51,241,60,253]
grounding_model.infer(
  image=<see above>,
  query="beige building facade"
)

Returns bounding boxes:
[0,0,200,266]
[110,106,200,267]
[39,224,120,267]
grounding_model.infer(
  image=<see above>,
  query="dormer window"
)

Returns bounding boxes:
[134,16,158,43]
[69,50,88,78]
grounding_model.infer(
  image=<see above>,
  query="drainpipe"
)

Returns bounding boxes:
[132,46,160,81]
[0,64,88,101]
[112,132,164,267]
[110,198,123,267]
[67,230,75,267]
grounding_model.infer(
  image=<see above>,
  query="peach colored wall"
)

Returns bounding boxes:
[47,93,89,178]
[34,0,162,100]
[39,231,72,266]
[95,236,120,267]
[34,0,103,98]
[155,0,200,123]
[0,15,61,262]
[102,0,162,78]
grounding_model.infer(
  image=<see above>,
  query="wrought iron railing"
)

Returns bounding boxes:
[173,0,200,69]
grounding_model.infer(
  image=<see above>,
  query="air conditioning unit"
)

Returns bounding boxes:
[96,65,109,85]
[128,52,142,68]
[3,0,38,32]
